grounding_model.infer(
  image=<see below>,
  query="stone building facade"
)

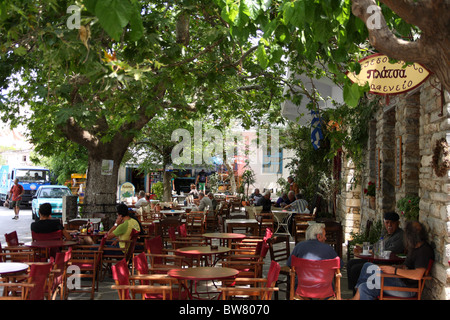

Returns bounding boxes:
[337,75,450,300]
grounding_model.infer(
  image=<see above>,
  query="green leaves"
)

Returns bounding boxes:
[343,82,362,108]
[86,0,143,41]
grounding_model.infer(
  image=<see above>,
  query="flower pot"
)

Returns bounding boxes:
[369,196,376,209]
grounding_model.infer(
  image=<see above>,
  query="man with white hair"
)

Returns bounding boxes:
[287,222,342,267]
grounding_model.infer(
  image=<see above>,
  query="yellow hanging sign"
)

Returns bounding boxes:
[347,53,430,95]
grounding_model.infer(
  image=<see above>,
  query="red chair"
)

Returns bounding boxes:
[68,238,104,299]
[0,261,54,300]
[220,260,281,300]
[111,258,172,300]
[1,234,34,262]
[222,239,269,279]
[50,248,72,300]
[4,231,23,246]
[31,230,63,260]
[144,236,188,273]
[289,256,342,300]
[132,252,187,299]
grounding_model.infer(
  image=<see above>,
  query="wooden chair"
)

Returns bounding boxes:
[167,227,206,249]
[222,238,269,279]
[132,251,188,299]
[220,260,281,300]
[185,212,206,235]
[31,230,63,261]
[144,236,190,273]
[0,242,34,263]
[379,260,434,300]
[111,258,172,300]
[100,229,140,279]
[50,248,72,300]
[255,212,275,236]
[289,256,342,300]
[4,231,24,246]
[68,241,103,300]
[0,261,54,300]
[318,219,343,258]
[292,214,315,243]
[268,235,291,299]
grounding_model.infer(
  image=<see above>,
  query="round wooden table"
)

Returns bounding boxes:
[168,267,239,300]
[202,233,246,247]
[175,246,230,266]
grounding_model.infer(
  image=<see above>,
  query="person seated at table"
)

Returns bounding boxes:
[287,222,342,267]
[256,191,272,213]
[274,193,289,207]
[195,192,213,215]
[283,192,309,212]
[347,211,405,294]
[207,192,218,211]
[31,203,73,240]
[249,188,263,203]
[282,191,296,208]
[350,220,434,300]
[188,184,199,199]
[133,190,149,209]
[104,203,141,254]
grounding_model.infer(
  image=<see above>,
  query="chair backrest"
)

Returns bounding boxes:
[5,231,20,246]
[264,228,273,240]
[266,260,281,288]
[32,230,63,241]
[168,227,177,242]
[268,235,290,264]
[53,247,72,289]
[178,224,188,237]
[145,235,164,265]
[133,252,150,286]
[28,261,54,300]
[290,256,340,299]
[111,259,131,300]
[124,229,140,262]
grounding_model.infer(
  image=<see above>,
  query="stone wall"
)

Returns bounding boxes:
[417,77,450,300]
[337,76,450,299]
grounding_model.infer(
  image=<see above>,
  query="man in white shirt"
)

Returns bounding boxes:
[134,190,148,209]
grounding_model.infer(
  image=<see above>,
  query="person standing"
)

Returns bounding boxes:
[196,169,208,192]
[9,178,24,220]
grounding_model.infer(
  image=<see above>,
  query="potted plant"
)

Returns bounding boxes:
[364,181,376,209]
[240,169,255,205]
[397,195,420,221]
[151,181,164,200]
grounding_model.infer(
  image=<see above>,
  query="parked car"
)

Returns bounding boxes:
[31,185,73,220]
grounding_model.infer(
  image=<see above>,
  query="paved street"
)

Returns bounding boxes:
[0,206,34,246]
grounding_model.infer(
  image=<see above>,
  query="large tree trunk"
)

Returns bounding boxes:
[162,168,173,202]
[352,0,450,92]
[75,139,130,229]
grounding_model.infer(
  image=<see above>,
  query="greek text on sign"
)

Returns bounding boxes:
[347,53,430,95]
